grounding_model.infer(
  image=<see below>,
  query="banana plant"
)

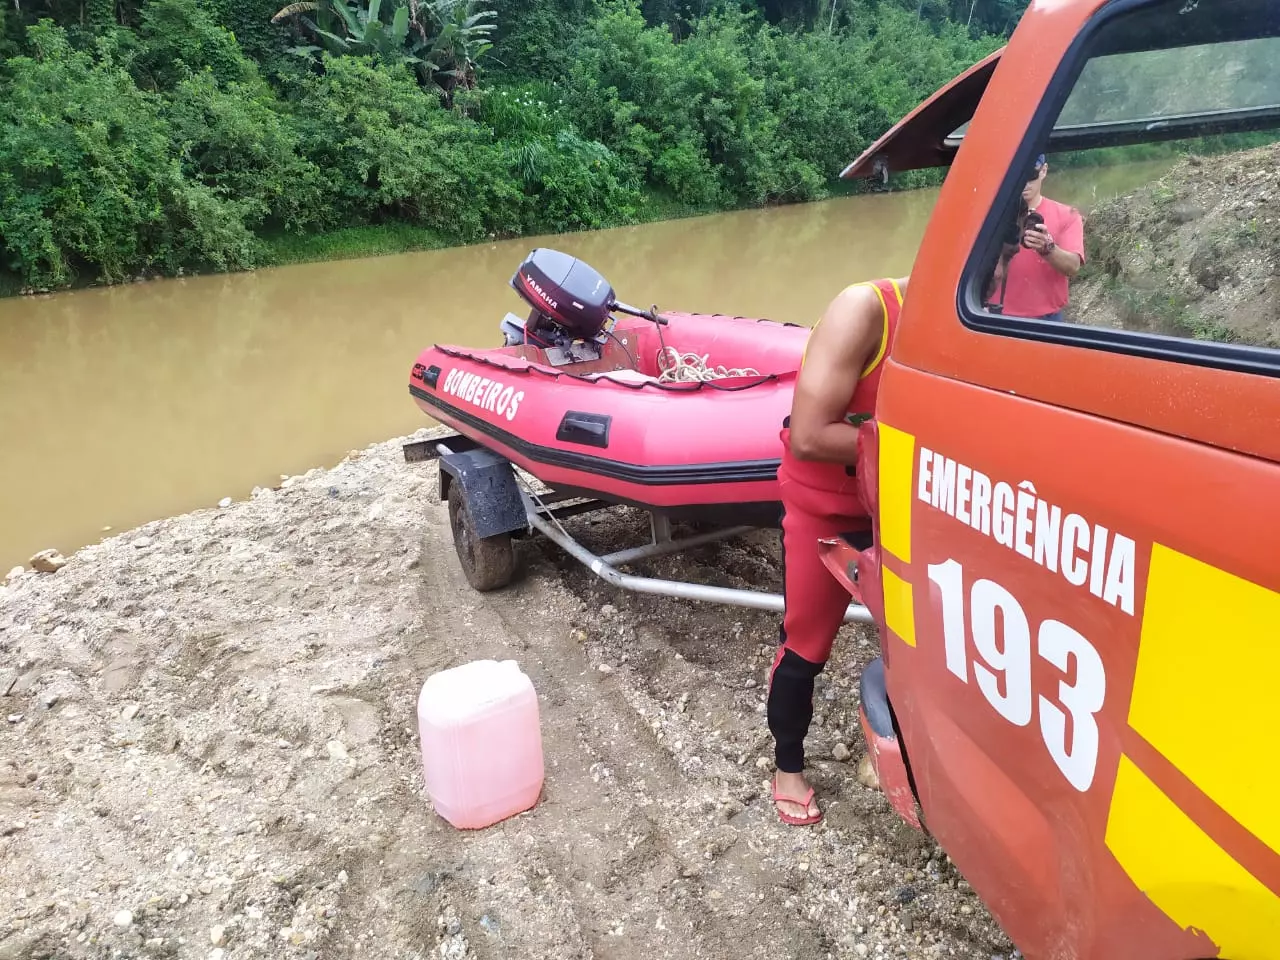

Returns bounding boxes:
[273,0,416,59]
[421,0,496,91]
[272,0,495,103]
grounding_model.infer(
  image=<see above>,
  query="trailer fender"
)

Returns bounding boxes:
[437,447,527,540]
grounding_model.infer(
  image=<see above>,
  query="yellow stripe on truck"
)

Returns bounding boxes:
[881,566,916,648]
[1128,543,1280,855]
[1105,755,1280,959]
[878,422,915,564]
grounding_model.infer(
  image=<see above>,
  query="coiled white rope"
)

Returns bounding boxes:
[655,346,761,383]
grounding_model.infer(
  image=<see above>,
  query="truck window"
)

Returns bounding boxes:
[961,0,1280,375]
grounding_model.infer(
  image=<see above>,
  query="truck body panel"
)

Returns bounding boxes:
[844,0,1280,956]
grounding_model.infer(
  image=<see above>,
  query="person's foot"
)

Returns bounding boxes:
[773,771,822,825]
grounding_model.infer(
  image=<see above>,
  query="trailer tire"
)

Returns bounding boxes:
[448,490,517,592]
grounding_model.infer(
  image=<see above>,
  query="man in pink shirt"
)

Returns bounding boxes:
[986,154,1085,321]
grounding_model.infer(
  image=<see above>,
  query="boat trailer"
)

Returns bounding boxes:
[404,432,872,624]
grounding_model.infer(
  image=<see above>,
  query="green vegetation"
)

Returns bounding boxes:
[0,0,1011,292]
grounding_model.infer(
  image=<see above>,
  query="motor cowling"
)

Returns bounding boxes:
[510,248,615,341]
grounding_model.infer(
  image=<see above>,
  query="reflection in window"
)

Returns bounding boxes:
[970,0,1280,353]
[1058,38,1280,127]
[1063,139,1279,349]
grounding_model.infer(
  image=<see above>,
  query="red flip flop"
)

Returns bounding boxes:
[773,778,823,826]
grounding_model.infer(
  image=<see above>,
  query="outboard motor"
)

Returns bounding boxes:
[500,248,666,365]
[512,248,614,342]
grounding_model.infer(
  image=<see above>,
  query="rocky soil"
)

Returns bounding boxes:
[1067,141,1280,345]
[0,428,1013,960]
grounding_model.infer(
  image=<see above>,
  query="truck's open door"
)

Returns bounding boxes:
[840,48,1003,181]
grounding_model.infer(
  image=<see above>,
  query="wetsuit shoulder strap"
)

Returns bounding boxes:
[801,279,896,373]
[857,278,902,378]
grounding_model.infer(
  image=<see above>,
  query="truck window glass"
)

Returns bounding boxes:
[1059,37,1280,126]
[964,0,1280,366]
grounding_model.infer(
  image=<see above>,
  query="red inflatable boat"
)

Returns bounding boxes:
[408,249,809,524]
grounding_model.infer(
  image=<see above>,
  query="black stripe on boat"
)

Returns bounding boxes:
[411,386,780,486]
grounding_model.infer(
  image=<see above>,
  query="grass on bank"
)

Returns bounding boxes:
[259,223,451,267]
[0,187,747,295]
[260,190,735,267]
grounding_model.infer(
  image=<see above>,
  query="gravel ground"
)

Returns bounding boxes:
[0,427,1014,960]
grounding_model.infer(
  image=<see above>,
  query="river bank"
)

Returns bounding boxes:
[0,191,734,300]
[0,427,1014,960]
[0,175,886,301]
[258,193,743,271]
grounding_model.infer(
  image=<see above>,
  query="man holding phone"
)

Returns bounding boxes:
[987,154,1085,321]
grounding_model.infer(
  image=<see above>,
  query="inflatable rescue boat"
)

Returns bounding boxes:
[408,249,808,523]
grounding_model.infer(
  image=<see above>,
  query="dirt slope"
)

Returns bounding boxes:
[1069,141,1280,345]
[0,429,1012,960]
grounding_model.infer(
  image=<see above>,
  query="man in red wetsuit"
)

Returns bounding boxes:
[769,275,908,826]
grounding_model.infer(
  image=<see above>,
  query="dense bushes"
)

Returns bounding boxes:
[481,86,642,232]
[565,2,998,208]
[0,22,258,288]
[289,56,519,239]
[0,0,1008,291]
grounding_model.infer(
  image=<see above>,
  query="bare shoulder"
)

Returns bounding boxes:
[810,283,884,354]
[827,281,882,318]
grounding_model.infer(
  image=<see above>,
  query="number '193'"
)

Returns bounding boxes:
[927,559,1107,792]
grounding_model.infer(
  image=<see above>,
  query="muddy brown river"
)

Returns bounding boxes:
[0,165,1166,569]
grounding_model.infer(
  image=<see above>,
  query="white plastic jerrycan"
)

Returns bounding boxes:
[417,659,544,830]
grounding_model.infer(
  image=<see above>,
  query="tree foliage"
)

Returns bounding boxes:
[0,21,257,289]
[565,0,998,207]
[0,0,1016,290]
[272,0,496,102]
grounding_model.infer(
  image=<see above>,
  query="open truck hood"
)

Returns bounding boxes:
[840,48,1003,181]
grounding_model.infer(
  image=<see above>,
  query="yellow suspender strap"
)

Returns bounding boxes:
[800,279,897,374]
[859,281,893,378]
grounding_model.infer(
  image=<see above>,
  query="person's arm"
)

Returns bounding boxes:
[1023,208,1085,278]
[787,284,885,463]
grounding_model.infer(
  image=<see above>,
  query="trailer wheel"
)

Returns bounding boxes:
[448,490,517,591]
